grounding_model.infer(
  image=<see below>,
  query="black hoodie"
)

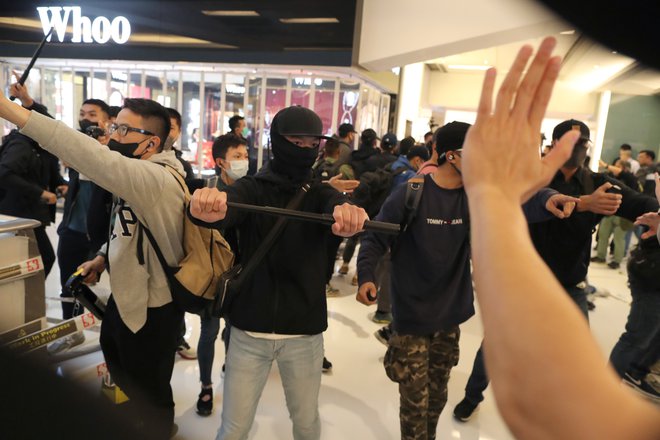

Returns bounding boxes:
[195,163,348,334]
[348,143,378,178]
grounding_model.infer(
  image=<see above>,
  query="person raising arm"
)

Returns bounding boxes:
[461,36,660,440]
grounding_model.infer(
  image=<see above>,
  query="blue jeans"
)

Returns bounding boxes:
[217,328,323,440]
[197,317,232,385]
[609,278,660,377]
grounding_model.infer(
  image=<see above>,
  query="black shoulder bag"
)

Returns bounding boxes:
[212,183,310,318]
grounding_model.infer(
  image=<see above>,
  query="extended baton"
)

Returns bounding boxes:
[9,27,53,101]
[226,202,400,234]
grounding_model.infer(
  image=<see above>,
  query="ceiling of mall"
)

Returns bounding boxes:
[0,0,357,65]
[0,0,658,96]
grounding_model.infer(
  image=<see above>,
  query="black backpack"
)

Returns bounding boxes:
[352,164,407,217]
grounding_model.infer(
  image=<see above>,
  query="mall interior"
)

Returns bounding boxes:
[0,0,659,439]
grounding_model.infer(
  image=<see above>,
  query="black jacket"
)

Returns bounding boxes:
[529,168,658,286]
[194,164,348,335]
[348,144,378,178]
[0,130,64,225]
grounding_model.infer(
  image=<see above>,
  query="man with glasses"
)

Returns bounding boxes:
[0,93,187,439]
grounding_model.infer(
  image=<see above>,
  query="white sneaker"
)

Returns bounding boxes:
[177,341,197,360]
[47,331,85,355]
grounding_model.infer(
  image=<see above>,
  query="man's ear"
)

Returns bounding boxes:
[215,157,224,169]
[149,136,162,151]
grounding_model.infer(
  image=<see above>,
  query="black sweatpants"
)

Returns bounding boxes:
[57,229,94,319]
[100,296,183,440]
[33,225,55,277]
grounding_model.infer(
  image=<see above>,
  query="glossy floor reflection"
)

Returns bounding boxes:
[44,221,631,439]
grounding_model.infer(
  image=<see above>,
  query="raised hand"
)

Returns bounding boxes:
[462,37,577,204]
[331,203,368,237]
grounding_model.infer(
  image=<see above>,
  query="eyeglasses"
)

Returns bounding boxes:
[108,123,155,137]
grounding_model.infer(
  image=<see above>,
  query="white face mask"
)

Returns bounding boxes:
[225,159,249,180]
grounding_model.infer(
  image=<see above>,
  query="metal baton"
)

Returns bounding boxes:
[9,28,53,101]
[226,202,400,234]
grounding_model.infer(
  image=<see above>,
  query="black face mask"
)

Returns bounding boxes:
[79,119,96,132]
[108,139,141,159]
[564,144,588,169]
[270,121,319,182]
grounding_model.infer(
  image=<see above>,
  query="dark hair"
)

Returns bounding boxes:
[108,106,121,118]
[212,134,247,161]
[323,137,340,157]
[407,145,430,162]
[619,143,632,151]
[424,131,433,139]
[228,115,245,131]
[121,98,171,148]
[399,136,415,156]
[640,149,656,161]
[166,108,182,129]
[82,99,111,118]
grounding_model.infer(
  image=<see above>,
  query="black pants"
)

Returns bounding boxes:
[100,296,183,440]
[33,225,55,277]
[57,229,94,319]
[325,235,343,284]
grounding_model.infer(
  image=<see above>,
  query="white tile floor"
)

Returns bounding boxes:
[43,219,632,440]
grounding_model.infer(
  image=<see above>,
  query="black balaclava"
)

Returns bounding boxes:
[270,106,326,182]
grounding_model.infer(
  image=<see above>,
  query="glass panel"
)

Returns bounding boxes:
[246,76,261,152]
[379,94,391,136]
[202,72,223,171]
[42,68,61,120]
[60,69,75,128]
[92,70,108,102]
[338,80,360,128]
[73,70,90,122]
[180,71,202,164]
[128,71,143,98]
[164,71,179,112]
[109,70,128,106]
[224,73,245,135]
[145,71,164,103]
[264,77,287,153]
[313,78,335,137]
[291,75,311,108]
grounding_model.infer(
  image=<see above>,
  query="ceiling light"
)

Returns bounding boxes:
[202,10,260,17]
[279,18,339,24]
[447,65,492,71]
[560,30,575,35]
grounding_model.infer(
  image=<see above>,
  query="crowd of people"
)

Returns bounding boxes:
[0,36,658,440]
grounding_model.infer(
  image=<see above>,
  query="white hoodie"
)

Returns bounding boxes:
[22,111,185,333]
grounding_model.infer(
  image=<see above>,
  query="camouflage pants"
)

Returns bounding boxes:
[384,327,460,440]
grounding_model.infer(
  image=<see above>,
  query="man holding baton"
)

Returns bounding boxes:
[190,105,368,440]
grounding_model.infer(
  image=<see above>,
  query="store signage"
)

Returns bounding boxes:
[36,6,131,44]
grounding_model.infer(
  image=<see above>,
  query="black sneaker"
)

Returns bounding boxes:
[590,256,606,263]
[374,325,392,346]
[196,387,213,416]
[322,357,333,373]
[608,261,620,269]
[453,398,479,422]
[623,373,660,403]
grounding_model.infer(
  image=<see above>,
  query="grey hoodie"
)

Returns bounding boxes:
[21,111,185,333]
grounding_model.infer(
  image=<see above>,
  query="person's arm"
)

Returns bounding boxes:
[609,175,659,221]
[355,186,405,305]
[462,37,660,440]
[522,188,577,222]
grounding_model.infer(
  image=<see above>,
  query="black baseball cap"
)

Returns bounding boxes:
[434,121,471,155]
[361,128,379,145]
[552,119,590,141]
[381,133,398,150]
[274,106,332,139]
[338,123,357,138]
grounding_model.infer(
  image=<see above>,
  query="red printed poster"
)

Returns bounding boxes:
[81,313,96,329]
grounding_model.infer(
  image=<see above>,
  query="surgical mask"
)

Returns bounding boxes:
[108,139,141,159]
[225,159,249,180]
[241,127,249,138]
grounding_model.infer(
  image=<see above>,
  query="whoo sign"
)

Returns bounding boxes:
[36,6,131,44]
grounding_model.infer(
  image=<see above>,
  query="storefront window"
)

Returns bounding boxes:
[42,68,61,120]
[224,73,245,135]
[145,71,164,103]
[91,70,108,102]
[313,78,336,136]
[164,71,179,112]
[291,76,311,108]
[180,72,202,164]
[379,94,391,136]
[60,69,74,127]
[109,70,128,106]
[338,80,360,128]
[245,76,261,151]
[264,77,287,152]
